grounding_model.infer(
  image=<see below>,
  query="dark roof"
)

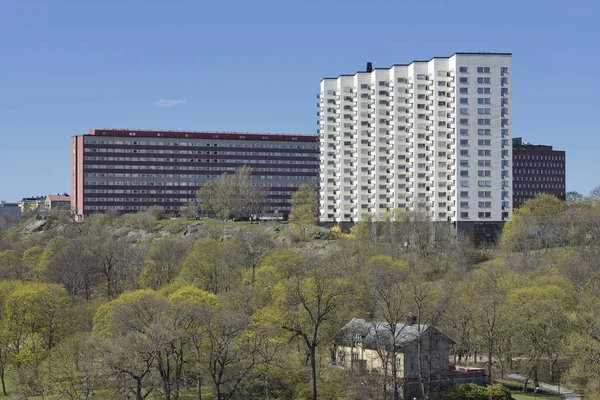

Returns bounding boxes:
[321,52,512,81]
[334,318,454,350]
[79,129,318,142]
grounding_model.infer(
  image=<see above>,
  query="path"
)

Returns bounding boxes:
[506,373,581,400]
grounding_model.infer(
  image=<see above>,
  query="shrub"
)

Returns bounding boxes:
[147,205,166,220]
[432,383,512,400]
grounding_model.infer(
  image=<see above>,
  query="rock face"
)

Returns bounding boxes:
[181,222,205,238]
[22,219,48,233]
[124,230,154,244]
[306,226,330,240]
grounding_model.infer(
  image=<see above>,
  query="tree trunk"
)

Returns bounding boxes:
[197,374,202,400]
[487,342,493,383]
[309,345,317,400]
[1,363,6,396]
[391,348,399,400]
[136,377,144,400]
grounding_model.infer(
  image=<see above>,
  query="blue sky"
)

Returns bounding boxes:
[1,0,599,201]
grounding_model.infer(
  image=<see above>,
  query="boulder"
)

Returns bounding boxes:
[22,219,48,233]
[181,222,205,238]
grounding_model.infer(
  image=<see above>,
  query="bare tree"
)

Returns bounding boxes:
[196,166,267,220]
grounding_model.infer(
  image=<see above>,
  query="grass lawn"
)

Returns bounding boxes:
[511,393,563,400]
[495,379,564,400]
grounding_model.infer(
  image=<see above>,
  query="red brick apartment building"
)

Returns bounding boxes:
[512,137,566,208]
[71,129,319,218]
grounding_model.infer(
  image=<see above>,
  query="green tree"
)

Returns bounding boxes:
[289,185,318,239]
[39,334,97,400]
[502,194,569,253]
[262,254,353,400]
[178,239,243,294]
[506,282,573,391]
[139,237,192,290]
[362,255,411,400]
[566,190,585,206]
[196,166,266,220]
[0,280,19,395]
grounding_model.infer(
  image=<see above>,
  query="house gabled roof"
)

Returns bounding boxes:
[333,318,454,350]
[46,195,70,202]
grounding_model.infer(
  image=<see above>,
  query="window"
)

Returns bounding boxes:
[478,160,492,167]
[478,170,491,177]
[477,98,491,105]
[478,149,492,156]
[460,191,469,198]
[478,180,492,187]
[501,67,509,75]
[417,74,427,80]
[460,128,469,136]
[478,129,491,136]
[478,191,492,198]
[460,107,469,115]
[477,108,491,115]
[477,118,491,125]
[477,77,491,84]
[478,201,492,208]
[460,139,469,146]
[459,87,469,94]
[460,170,469,177]
[459,66,468,73]
[460,212,469,218]
[477,66,491,73]
[478,139,491,146]
[459,98,469,105]
[477,87,491,94]
[438,101,446,106]
[460,118,469,125]
[460,160,469,167]
[459,77,469,84]
[460,149,469,156]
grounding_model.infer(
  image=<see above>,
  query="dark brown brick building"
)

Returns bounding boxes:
[71,129,319,218]
[512,137,565,208]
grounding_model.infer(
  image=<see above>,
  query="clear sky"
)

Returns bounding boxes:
[1,0,598,201]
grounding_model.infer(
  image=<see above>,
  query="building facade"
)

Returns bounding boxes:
[71,129,319,217]
[18,196,46,213]
[512,137,566,208]
[45,195,71,211]
[318,53,512,233]
[0,202,21,216]
[333,318,485,399]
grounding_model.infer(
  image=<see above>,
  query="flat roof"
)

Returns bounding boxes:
[321,52,512,81]
[81,129,318,142]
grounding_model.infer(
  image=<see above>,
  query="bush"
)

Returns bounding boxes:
[181,204,198,219]
[432,383,512,400]
[147,205,166,220]
[127,212,158,231]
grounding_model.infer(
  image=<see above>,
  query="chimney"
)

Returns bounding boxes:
[366,62,373,73]
[406,313,417,326]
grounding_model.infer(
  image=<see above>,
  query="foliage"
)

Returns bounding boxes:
[196,165,267,220]
[431,383,512,400]
[146,205,165,221]
[289,184,318,239]
[3,199,600,398]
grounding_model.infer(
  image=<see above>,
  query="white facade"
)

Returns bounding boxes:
[318,53,512,223]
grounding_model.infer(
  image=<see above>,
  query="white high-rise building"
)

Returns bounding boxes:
[318,52,512,228]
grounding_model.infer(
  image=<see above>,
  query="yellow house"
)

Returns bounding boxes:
[332,318,453,380]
